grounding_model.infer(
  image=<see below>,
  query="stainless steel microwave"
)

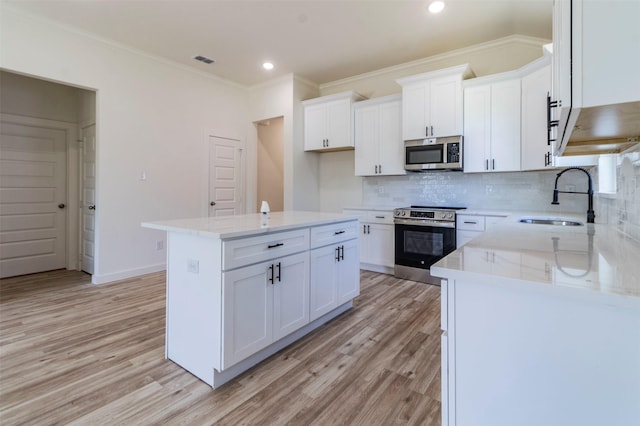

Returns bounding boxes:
[404,136,463,171]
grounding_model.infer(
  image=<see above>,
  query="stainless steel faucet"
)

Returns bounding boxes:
[551,167,595,223]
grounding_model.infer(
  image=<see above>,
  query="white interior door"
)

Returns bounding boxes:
[209,136,243,217]
[81,124,96,274]
[0,121,67,278]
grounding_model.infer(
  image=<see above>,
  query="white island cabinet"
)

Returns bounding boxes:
[142,211,360,388]
[433,219,640,426]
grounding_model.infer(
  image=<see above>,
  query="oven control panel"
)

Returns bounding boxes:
[393,208,456,222]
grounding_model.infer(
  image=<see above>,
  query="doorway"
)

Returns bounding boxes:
[256,117,284,212]
[0,71,96,278]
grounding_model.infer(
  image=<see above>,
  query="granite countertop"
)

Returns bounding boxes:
[432,213,640,304]
[142,211,358,239]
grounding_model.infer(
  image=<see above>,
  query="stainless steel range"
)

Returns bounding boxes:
[393,205,465,285]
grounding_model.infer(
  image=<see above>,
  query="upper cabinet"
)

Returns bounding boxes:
[303,91,366,152]
[521,57,554,171]
[353,95,406,176]
[397,64,474,140]
[463,73,522,173]
[551,0,640,156]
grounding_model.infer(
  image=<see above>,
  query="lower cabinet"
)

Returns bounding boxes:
[222,251,309,369]
[309,238,359,321]
[343,209,394,272]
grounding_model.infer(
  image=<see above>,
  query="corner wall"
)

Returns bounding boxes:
[1,5,250,283]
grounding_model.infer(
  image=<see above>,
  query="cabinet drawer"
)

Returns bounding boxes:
[223,228,309,270]
[310,220,358,249]
[457,215,485,231]
[366,211,394,224]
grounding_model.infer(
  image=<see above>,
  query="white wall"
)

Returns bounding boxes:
[0,71,80,121]
[1,5,250,283]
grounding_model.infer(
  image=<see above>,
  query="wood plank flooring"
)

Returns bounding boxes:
[0,269,442,425]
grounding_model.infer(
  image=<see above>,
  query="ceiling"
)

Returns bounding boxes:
[4,0,553,87]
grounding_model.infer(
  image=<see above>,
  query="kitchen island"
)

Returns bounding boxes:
[432,216,640,426]
[142,211,360,388]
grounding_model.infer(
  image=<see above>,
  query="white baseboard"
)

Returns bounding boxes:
[92,263,166,284]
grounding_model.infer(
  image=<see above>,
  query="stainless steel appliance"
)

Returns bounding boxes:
[404,136,463,171]
[393,206,464,285]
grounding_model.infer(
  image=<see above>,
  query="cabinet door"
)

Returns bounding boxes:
[309,245,339,321]
[490,79,521,172]
[273,252,310,341]
[304,103,327,151]
[522,65,552,171]
[222,261,273,368]
[463,85,491,173]
[377,99,405,176]
[325,99,352,149]
[354,104,379,176]
[430,74,464,137]
[337,239,360,304]
[402,84,428,140]
[366,223,394,268]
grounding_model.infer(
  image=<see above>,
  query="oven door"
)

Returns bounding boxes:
[394,223,456,269]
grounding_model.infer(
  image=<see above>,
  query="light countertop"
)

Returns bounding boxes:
[142,211,358,239]
[432,213,640,304]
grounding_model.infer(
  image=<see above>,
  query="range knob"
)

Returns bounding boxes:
[447,213,454,219]
[402,211,407,216]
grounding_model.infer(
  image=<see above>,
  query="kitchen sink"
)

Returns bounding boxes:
[518,218,584,226]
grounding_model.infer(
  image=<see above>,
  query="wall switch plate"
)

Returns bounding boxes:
[187,259,199,274]
[156,240,164,250]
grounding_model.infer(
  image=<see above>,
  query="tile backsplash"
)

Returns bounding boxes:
[360,147,640,242]
[595,148,640,241]
[363,169,595,216]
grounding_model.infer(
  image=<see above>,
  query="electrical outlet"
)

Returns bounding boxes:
[485,184,494,194]
[156,240,164,250]
[187,259,199,274]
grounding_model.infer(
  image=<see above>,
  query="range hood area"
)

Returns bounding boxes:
[561,101,640,156]
[552,0,640,157]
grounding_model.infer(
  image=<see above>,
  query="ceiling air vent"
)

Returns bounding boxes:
[194,55,215,64]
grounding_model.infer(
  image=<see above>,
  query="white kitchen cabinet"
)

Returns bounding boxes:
[222,252,309,369]
[441,276,640,426]
[303,91,365,152]
[147,213,360,388]
[464,76,522,173]
[354,95,405,176]
[397,64,473,140]
[344,209,395,273]
[521,60,554,171]
[309,228,359,321]
[456,213,507,248]
[551,0,640,155]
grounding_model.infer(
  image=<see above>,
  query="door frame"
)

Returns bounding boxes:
[202,128,246,217]
[0,113,80,271]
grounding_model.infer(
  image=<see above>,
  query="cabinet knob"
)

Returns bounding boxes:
[88,205,95,210]
[210,201,216,206]
[58,203,66,209]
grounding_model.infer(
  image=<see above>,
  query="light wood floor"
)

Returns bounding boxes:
[0,269,442,425]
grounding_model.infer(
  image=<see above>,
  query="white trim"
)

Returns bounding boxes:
[320,35,549,90]
[2,4,248,91]
[0,113,80,273]
[92,263,166,284]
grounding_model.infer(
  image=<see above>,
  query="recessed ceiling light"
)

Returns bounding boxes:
[194,55,214,64]
[428,1,445,14]
[262,62,274,70]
